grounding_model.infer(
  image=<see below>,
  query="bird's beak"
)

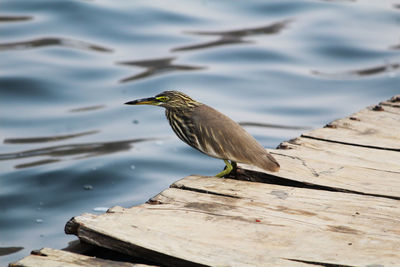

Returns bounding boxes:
[125,97,159,106]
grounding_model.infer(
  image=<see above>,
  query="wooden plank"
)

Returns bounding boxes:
[280,137,400,172]
[380,94,400,108]
[66,176,400,267]
[302,103,400,150]
[239,136,400,199]
[9,247,153,267]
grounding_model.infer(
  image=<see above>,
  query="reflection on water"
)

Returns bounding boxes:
[312,63,400,78]
[69,105,106,113]
[1,137,158,168]
[0,15,32,22]
[119,20,291,83]
[15,159,61,169]
[118,57,204,83]
[391,44,400,50]
[172,19,291,52]
[0,247,24,257]
[239,122,311,130]
[319,0,355,2]
[0,37,113,52]
[4,130,99,144]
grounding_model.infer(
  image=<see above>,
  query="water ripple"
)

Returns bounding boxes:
[312,62,400,78]
[3,130,99,144]
[117,57,205,83]
[0,15,32,22]
[0,137,159,168]
[172,19,292,52]
[0,247,24,257]
[69,105,106,113]
[239,122,311,130]
[0,37,113,52]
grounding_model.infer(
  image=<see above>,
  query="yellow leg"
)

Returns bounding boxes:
[215,159,233,178]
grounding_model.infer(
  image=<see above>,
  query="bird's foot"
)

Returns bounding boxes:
[215,160,237,178]
[215,168,231,178]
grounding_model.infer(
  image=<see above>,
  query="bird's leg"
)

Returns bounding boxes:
[231,161,238,177]
[231,161,237,172]
[215,159,233,178]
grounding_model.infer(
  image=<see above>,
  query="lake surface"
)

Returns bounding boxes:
[1,0,399,264]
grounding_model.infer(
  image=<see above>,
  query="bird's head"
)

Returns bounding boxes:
[125,91,200,109]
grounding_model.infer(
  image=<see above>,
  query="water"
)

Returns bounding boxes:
[1,0,399,264]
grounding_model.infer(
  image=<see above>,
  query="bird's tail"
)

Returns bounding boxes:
[257,152,280,172]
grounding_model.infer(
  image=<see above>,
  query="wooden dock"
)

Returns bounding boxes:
[10,96,400,267]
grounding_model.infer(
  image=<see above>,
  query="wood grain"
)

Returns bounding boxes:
[9,247,153,267]
[66,176,400,267]
[239,136,400,199]
[302,104,400,150]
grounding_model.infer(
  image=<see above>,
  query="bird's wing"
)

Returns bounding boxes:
[191,104,279,172]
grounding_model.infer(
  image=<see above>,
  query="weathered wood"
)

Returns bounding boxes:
[239,136,400,199]
[66,176,400,266]
[302,103,400,150]
[9,247,153,267]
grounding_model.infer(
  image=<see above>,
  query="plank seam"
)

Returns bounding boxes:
[300,134,400,152]
[233,168,400,201]
[170,183,241,199]
[285,258,355,267]
[271,151,400,175]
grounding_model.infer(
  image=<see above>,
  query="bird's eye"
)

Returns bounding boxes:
[156,96,169,102]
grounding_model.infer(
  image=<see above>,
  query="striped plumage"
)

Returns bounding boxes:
[125,91,280,176]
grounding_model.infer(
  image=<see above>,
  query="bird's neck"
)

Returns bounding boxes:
[165,103,202,119]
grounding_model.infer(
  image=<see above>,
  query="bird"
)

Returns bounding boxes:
[125,91,280,177]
